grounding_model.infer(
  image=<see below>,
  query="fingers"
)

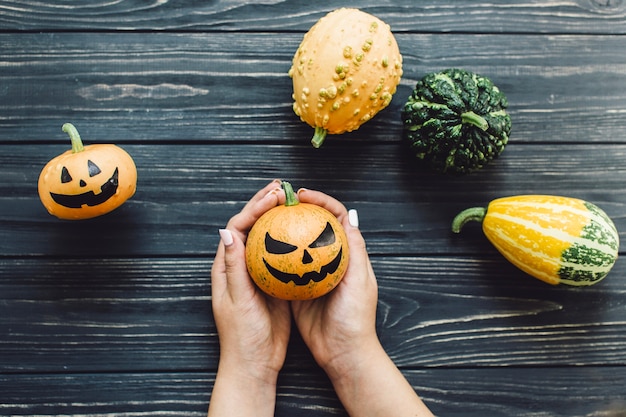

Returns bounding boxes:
[298,187,376,290]
[211,228,237,301]
[212,180,284,301]
[241,179,283,211]
[218,228,258,302]
[227,180,285,243]
[297,188,349,222]
[296,187,363,257]
[343,210,377,288]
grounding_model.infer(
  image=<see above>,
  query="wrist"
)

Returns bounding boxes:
[321,336,385,385]
[209,359,279,417]
[217,355,281,388]
[321,341,435,417]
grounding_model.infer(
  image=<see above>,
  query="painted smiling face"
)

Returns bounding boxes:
[38,124,137,220]
[245,182,349,300]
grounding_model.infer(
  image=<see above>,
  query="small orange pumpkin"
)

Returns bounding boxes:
[245,181,350,300]
[38,123,137,220]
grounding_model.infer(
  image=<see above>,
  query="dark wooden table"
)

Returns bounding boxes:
[1,1,626,416]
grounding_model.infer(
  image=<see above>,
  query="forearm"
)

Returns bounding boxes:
[208,360,278,417]
[326,341,434,417]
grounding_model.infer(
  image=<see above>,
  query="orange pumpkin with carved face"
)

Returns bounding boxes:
[245,182,349,300]
[38,123,137,220]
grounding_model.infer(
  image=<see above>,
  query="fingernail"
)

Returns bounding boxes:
[264,187,283,199]
[219,229,234,246]
[348,209,359,228]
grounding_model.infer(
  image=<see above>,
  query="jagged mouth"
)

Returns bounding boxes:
[262,247,343,286]
[50,168,119,208]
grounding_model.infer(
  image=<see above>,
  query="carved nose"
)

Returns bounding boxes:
[302,249,313,264]
[79,179,87,187]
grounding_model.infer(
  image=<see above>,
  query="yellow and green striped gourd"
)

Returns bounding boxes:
[452,195,619,286]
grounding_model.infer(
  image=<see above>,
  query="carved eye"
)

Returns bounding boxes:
[61,167,72,183]
[265,232,298,254]
[309,222,336,248]
[88,160,101,177]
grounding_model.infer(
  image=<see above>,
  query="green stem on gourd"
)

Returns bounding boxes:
[451,207,487,233]
[62,123,85,153]
[282,181,299,207]
[311,126,328,148]
[461,111,489,131]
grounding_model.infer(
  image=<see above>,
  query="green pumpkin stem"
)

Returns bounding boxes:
[451,207,487,233]
[311,126,328,148]
[282,181,299,207]
[62,123,85,153]
[461,111,489,131]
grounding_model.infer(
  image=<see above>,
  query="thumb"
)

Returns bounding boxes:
[219,228,256,301]
[343,210,377,288]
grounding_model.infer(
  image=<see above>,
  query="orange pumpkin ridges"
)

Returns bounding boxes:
[37,123,137,220]
[245,181,350,300]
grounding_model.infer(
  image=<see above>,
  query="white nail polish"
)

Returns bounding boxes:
[219,229,234,246]
[264,187,283,200]
[348,209,359,228]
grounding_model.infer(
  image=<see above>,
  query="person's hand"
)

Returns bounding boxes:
[290,187,379,380]
[209,180,290,417]
[291,187,435,417]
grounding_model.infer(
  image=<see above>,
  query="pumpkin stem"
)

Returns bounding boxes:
[461,111,489,131]
[62,123,85,153]
[282,181,299,207]
[451,207,487,233]
[311,126,328,148]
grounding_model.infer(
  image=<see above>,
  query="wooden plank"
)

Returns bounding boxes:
[1,33,625,143]
[375,256,626,368]
[1,367,625,416]
[0,258,215,373]
[1,143,624,257]
[2,3,624,417]
[1,256,624,373]
[406,367,626,417]
[1,1,625,34]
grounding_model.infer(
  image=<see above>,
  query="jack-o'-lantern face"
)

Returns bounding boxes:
[38,123,137,220]
[50,160,119,209]
[245,181,349,300]
[263,221,344,286]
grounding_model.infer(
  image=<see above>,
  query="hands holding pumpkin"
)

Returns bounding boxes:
[209,180,434,417]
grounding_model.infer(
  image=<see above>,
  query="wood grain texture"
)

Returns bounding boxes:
[0,367,625,417]
[2,1,626,415]
[1,33,625,143]
[1,0,625,34]
[1,256,624,374]
[2,143,624,256]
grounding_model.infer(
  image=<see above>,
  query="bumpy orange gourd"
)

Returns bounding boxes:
[289,8,403,148]
[245,182,349,300]
[38,123,137,220]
